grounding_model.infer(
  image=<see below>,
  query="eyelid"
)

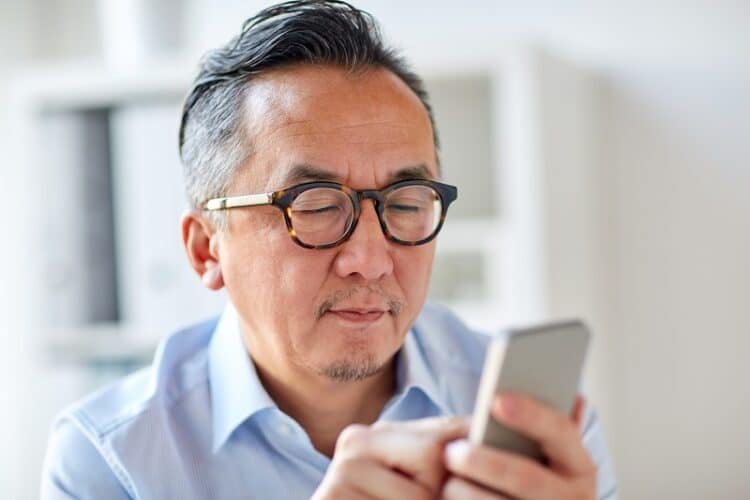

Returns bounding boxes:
[292,206,341,214]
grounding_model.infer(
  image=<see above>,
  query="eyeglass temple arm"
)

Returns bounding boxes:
[202,192,273,211]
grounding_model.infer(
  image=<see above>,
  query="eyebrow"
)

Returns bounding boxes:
[280,163,436,187]
[281,164,340,185]
[388,164,434,182]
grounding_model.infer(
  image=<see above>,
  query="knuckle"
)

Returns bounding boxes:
[336,424,369,451]
[514,467,544,493]
[448,445,475,471]
[371,419,393,432]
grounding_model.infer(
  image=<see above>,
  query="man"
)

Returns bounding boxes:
[42,1,617,498]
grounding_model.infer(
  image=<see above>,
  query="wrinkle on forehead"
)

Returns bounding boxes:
[266,126,413,146]
[252,104,419,149]
[238,65,436,191]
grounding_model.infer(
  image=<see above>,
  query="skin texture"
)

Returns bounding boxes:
[182,64,597,499]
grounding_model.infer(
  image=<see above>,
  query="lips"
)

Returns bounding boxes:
[326,308,387,324]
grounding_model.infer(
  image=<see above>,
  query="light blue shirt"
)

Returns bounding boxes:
[41,303,617,499]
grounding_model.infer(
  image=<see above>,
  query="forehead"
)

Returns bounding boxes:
[235,64,437,191]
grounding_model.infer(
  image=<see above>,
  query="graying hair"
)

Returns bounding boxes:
[180,82,249,229]
[178,0,440,230]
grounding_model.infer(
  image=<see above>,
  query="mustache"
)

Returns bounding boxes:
[316,285,404,319]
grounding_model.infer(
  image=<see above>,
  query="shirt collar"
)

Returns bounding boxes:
[390,326,451,416]
[208,305,450,452]
[209,303,275,453]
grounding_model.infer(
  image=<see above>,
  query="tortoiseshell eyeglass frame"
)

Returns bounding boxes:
[201,179,458,249]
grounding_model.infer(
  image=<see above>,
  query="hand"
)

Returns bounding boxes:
[442,393,596,500]
[312,416,468,500]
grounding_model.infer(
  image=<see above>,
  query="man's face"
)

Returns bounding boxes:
[216,65,438,381]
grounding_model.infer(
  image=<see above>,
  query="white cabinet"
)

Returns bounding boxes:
[109,102,226,336]
[37,109,118,326]
[10,47,601,354]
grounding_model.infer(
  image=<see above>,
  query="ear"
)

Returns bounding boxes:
[181,209,225,291]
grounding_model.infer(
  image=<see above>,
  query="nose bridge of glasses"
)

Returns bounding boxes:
[350,189,386,235]
[355,189,384,207]
[350,189,382,220]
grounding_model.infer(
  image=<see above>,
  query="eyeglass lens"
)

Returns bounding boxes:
[288,185,442,246]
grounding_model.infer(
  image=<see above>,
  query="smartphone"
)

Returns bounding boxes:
[469,320,590,461]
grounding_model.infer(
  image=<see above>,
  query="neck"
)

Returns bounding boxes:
[250,351,397,457]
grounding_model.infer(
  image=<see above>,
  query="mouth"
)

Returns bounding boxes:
[325,308,389,325]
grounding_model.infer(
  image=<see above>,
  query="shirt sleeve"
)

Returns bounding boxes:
[581,404,619,500]
[41,417,131,500]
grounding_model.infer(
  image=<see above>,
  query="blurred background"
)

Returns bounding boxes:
[1,1,749,498]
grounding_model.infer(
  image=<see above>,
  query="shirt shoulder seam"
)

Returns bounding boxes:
[75,358,211,440]
[64,414,138,498]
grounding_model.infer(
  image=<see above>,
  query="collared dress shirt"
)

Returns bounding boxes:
[41,302,618,499]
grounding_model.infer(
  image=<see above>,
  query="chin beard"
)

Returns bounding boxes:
[318,357,385,382]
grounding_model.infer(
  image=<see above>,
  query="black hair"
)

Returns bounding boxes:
[178,0,438,216]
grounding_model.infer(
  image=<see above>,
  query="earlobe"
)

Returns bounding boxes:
[181,209,225,291]
[201,259,225,290]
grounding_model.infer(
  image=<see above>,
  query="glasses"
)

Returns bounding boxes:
[202,179,458,249]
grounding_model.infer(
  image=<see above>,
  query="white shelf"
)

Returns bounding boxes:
[43,324,159,366]
[437,217,504,253]
[10,58,192,110]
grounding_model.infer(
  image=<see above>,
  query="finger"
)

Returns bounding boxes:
[335,416,468,492]
[492,393,595,476]
[340,457,433,500]
[441,477,511,500]
[373,415,470,439]
[444,439,568,500]
[570,395,586,433]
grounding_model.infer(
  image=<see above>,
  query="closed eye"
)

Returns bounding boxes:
[293,206,341,215]
[387,204,421,213]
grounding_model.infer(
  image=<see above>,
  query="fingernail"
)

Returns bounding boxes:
[445,440,470,464]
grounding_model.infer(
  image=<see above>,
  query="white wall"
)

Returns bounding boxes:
[0,4,39,498]
[3,1,749,499]
[601,68,750,498]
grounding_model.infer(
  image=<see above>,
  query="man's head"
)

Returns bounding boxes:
[180,0,451,383]
[179,0,440,225]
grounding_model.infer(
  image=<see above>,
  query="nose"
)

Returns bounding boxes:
[333,200,394,282]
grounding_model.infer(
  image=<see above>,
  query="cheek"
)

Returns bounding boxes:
[393,245,435,305]
[221,213,298,315]
[277,254,332,313]
[252,225,336,320]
